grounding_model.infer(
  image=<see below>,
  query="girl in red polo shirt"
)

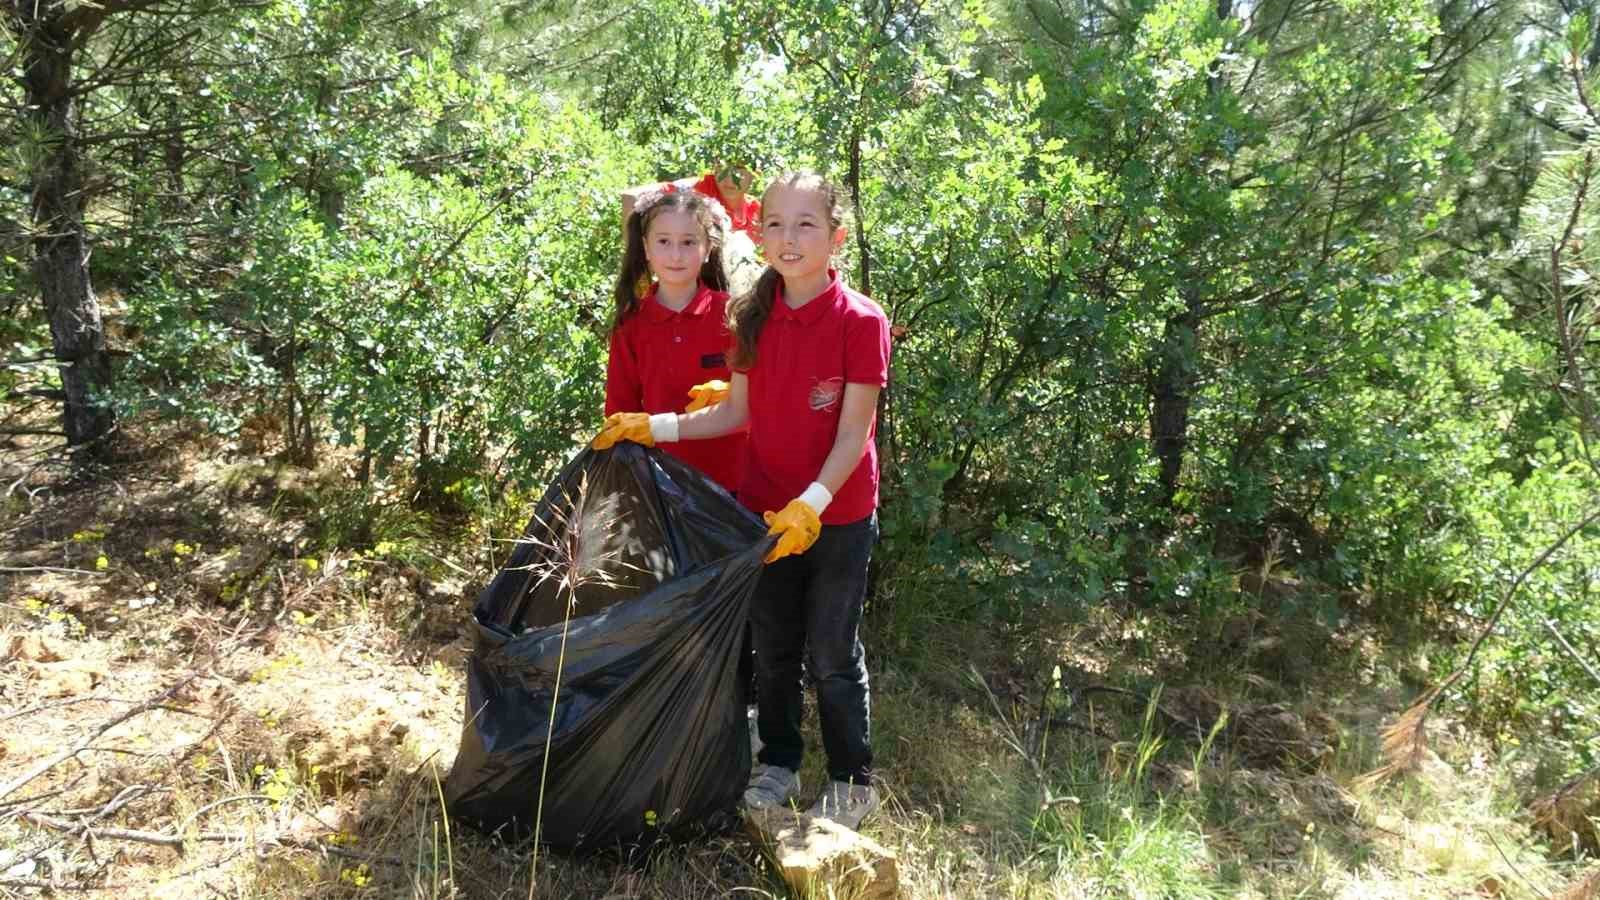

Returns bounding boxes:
[594,172,890,830]
[622,163,765,296]
[604,188,745,493]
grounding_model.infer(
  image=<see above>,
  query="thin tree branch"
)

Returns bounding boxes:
[0,675,195,802]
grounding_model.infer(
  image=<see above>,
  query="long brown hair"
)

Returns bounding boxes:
[611,190,731,333]
[726,171,846,369]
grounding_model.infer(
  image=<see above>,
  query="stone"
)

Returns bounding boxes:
[31,658,106,697]
[418,577,464,605]
[745,808,898,899]
[5,633,66,663]
[189,542,273,602]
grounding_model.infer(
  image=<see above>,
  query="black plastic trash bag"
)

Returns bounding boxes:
[443,443,769,849]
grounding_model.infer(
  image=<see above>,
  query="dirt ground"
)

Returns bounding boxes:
[4,426,1597,899]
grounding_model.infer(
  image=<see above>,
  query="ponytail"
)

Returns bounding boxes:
[700,247,730,295]
[727,266,781,369]
[610,213,651,333]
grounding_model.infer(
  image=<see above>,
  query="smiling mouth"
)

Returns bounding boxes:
[779,253,802,262]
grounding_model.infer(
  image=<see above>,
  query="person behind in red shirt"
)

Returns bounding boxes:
[593,172,890,830]
[620,161,762,240]
[604,187,745,494]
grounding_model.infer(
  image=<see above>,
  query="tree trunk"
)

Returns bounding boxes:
[847,124,872,297]
[1150,309,1199,509]
[14,8,115,447]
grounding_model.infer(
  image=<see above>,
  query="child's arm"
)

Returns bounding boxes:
[620,177,699,225]
[592,373,749,448]
[810,383,880,495]
[763,383,880,562]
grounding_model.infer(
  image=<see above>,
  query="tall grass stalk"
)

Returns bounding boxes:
[514,473,631,899]
[432,762,456,898]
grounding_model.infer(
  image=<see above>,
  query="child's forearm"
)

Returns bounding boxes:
[805,383,882,498]
[675,399,748,440]
[812,423,872,496]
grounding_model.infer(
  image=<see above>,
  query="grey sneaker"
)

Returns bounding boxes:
[807,780,880,830]
[743,764,801,811]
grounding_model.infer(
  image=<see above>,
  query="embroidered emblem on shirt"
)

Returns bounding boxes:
[808,376,844,412]
[700,352,726,368]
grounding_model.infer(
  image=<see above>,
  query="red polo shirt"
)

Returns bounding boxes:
[737,271,891,525]
[692,173,762,239]
[605,283,745,493]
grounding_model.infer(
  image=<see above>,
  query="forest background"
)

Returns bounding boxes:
[3,0,1600,896]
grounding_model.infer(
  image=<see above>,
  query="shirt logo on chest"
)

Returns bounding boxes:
[808,376,844,412]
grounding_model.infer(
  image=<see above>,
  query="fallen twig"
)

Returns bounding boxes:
[413,547,473,578]
[0,696,118,724]
[174,793,275,834]
[0,695,208,725]
[0,847,255,894]
[44,784,156,824]
[0,565,109,577]
[0,876,99,892]
[19,811,406,866]
[0,771,89,812]
[0,674,197,803]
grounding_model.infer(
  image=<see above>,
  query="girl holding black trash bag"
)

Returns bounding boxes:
[605,186,746,494]
[593,171,889,830]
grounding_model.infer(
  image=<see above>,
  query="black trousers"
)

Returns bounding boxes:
[752,513,876,785]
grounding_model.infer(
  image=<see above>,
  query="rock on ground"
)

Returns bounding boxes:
[745,807,898,899]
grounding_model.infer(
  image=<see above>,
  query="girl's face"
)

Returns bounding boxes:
[643,207,710,295]
[760,185,844,287]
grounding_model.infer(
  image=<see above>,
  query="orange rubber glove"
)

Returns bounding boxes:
[684,379,730,412]
[591,412,655,450]
[762,499,822,563]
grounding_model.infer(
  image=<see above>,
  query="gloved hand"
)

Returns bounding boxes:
[592,412,654,449]
[684,379,730,412]
[762,499,822,563]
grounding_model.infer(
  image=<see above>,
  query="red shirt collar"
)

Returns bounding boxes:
[771,270,844,325]
[639,282,716,323]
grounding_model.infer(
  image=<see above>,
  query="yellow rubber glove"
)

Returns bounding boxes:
[684,379,730,412]
[762,499,821,563]
[591,412,655,450]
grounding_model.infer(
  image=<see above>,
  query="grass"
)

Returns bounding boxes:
[2,428,1597,898]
